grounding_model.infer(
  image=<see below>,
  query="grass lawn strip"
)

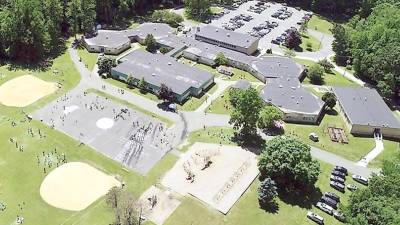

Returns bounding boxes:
[86,88,174,127]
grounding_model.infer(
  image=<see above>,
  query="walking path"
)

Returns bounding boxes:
[356,134,384,167]
[195,78,235,113]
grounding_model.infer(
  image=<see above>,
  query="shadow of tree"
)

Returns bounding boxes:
[277,185,322,209]
[325,108,338,116]
[232,132,266,154]
[259,200,279,214]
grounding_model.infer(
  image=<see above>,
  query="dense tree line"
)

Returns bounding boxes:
[344,154,400,225]
[278,0,399,18]
[0,0,183,62]
[332,3,400,97]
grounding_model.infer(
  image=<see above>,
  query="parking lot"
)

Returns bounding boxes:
[210,1,310,50]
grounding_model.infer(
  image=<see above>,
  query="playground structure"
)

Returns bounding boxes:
[161,142,259,214]
[327,126,349,144]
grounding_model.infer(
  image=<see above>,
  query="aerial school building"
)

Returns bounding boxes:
[83,23,324,123]
[333,87,400,140]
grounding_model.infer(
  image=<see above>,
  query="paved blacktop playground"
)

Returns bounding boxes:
[33,91,175,174]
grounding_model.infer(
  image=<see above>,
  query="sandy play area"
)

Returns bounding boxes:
[138,186,181,225]
[161,142,259,214]
[0,75,58,107]
[40,162,121,211]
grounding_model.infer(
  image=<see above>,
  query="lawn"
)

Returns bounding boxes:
[369,140,400,168]
[77,47,98,70]
[86,88,174,127]
[206,88,232,114]
[308,15,334,35]
[211,6,224,15]
[285,108,376,162]
[300,33,322,52]
[105,78,161,102]
[295,58,360,87]
[178,83,218,111]
[164,159,356,225]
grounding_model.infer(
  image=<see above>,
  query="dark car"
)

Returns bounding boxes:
[331,170,346,178]
[324,192,340,202]
[330,175,345,184]
[334,166,348,175]
[321,196,338,209]
[330,181,345,193]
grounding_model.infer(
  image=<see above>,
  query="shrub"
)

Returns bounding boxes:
[307,64,325,84]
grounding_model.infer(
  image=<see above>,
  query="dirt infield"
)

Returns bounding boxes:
[161,142,259,214]
[0,75,58,107]
[40,162,120,211]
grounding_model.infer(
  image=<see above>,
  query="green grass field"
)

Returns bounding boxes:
[300,33,322,52]
[369,140,400,168]
[295,58,360,87]
[164,159,356,225]
[206,88,232,114]
[308,16,334,35]
[105,78,161,102]
[285,108,375,162]
[77,48,98,70]
[168,127,360,225]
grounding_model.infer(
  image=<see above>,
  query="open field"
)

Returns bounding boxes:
[285,107,376,162]
[164,160,355,225]
[295,58,360,87]
[369,140,400,168]
[77,47,98,70]
[0,107,177,225]
[308,15,334,35]
[206,89,232,114]
[300,33,322,52]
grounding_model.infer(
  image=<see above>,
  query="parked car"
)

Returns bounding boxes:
[347,184,358,191]
[330,175,345,184]
[309,133,319,142]
[324,192,340,202]
[333,210,346,222]
[321,196,338,209]
[331,170,346,178]
[307,211,324,225]
[352,175,368,185]
[334,166,348,175]
[316,202,333,215]
[330,181,345,193]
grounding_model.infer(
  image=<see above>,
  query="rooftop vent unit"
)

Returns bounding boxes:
[152,73,156,76]
[291,86,296,90]
[227,33,230,37]
[167,62,172,65]
[291,96,295,99]
[216,29,219,32]
[279,85,283,88]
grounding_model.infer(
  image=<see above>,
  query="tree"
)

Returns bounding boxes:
[68,0,82,39]
[307,64,325,84]
[285,29,302,49]
[318,58,334,72]
[344,154,400,225]
[126,76,135,89]
[258,136,320,190]
[151,10,183,28]
[185,0,211,21]
[258,178,278,206]
[106,187,139,225]
[144,34,158,53]
[258,106,283,130]
[158,84,174,102]
[138,77,147,92]
[331,24,351,65]
[214,52,228,66]
[322,92,336,109]
[159,46,170,54]
[229,87,264,136]
[80,0,96,35]
[97,57,116,77]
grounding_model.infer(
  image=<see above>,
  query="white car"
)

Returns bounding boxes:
[316,202,333,215]
[352,174,368,185]
[307,211,324,224]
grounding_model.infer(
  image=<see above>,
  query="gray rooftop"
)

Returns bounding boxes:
[233,79,251,90]
[112,50,214,95]
[195,25,259,49]
[84,30,130,48]
[261,78,324,114]
[333,87,400,128]
[250,56,304,79]
[124,23,174,39]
